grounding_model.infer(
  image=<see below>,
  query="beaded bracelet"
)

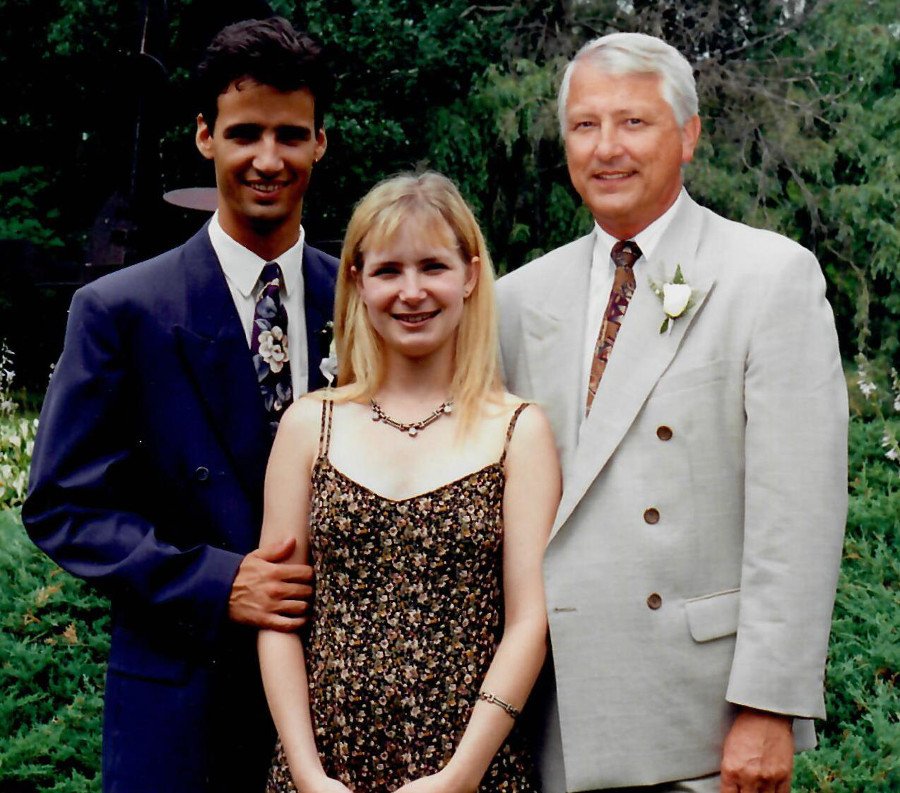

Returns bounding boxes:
[478,690,520,719]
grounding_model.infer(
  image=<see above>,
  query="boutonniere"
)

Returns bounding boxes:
[648,265,694,334]
[318,321,338,386]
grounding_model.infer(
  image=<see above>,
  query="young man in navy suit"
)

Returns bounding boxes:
[24,18,338,793]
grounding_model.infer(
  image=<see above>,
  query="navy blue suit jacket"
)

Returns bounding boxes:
[23,225,337,793]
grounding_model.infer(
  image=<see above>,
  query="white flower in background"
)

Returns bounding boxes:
[858,380,877,399]
[855,355,878,401]
[881,432,900,463]
[258,327,289,373]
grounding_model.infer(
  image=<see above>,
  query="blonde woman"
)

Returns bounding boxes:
[259,172,561,792]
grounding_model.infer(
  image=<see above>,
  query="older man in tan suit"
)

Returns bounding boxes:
[497,33,847,793]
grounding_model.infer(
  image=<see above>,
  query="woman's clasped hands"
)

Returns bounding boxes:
[391,767,477,793]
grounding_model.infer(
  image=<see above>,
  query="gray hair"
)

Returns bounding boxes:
[558,32,698,135]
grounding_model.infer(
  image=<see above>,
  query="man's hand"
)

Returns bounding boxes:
[228,538,313,631]
[721,707,794,793]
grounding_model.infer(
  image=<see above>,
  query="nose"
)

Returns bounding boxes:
[398,271,425,303]
[253,135,283,175]
[593,125,623,160]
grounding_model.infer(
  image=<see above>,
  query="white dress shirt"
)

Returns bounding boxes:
[579,189,686,428]
[208,212,309,398]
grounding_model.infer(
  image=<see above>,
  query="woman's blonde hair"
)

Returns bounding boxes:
[329,171,501,430]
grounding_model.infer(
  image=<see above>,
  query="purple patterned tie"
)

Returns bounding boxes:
[585,240,642,415]
[251,262,293,433]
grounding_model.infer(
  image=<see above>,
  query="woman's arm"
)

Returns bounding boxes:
[395,404,562,793]
[257,399,352,793]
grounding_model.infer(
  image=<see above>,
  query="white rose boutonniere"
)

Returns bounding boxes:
[318,321,338,386]
[649,265,695,334]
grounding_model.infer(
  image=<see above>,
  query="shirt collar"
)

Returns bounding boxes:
[208,210,306,297]
[593,187,686,263]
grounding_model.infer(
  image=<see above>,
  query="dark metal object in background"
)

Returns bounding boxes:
[84,0,170,282]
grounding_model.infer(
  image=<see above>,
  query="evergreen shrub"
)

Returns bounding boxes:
[0,509,108,793]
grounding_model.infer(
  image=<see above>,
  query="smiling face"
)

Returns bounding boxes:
[195,78,326,257]
[563,62,700,240]
[354,213,478,367]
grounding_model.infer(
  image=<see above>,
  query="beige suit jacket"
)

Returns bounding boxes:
[497,194,848,791]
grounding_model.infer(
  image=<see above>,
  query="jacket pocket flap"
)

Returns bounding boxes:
[685,588,740,643]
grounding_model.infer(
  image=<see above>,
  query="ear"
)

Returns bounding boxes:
[464,256,480,299]
[313,128,328,164]
[680,115,701,165]
[195,114,214,160]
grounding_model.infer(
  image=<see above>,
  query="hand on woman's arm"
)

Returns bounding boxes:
[395,405,561,793]
[257,399,352,793]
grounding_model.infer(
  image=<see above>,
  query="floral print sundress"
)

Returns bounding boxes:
[266,400,538,792]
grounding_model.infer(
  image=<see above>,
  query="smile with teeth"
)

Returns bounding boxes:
[246,182,288,193]
[594,171,634,180]
[392,310,440,324]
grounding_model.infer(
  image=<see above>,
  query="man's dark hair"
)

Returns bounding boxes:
[196,17,333,133]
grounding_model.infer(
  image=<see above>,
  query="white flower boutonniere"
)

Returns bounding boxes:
[649,265,695,334]
[318,321,338,386]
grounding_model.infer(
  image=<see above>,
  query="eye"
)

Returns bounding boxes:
[423,261,449,273]
[223,124,262,143]
[278,127,312,144]
[572,120,595,131]
[370,264,400,277]
[625,118,644,127]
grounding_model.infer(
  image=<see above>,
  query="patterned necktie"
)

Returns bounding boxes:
[585,239,642,415]
[251,262,293,433]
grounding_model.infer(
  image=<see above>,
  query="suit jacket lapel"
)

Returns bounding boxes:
[522,234,594,474]
[551,196,715,538]
[302,245,337,391]
[172,227,272,500]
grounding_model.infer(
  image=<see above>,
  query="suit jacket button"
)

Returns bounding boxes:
[643,507,660,524]
[656,425,673,441]
[194,466,210,482]
[647,593,663,610]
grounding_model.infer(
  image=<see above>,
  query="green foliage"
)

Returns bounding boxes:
[0,168,63,250]
[2,0,896,366]
[0,509,109,793]
[809,8,900,360]
[793,417,900,792]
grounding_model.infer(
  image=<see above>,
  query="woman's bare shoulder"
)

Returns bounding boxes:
[494,391,550,422]
[499,397,555,455]
[275,394,329,451]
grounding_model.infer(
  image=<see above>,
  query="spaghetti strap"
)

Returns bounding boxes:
[318,399,334,458]
[499,403,530,466]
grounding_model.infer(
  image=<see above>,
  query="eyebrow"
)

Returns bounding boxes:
[367,254,451,268]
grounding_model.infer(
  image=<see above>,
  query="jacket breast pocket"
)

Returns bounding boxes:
[685,588,740,643]
[651,358,742,398]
